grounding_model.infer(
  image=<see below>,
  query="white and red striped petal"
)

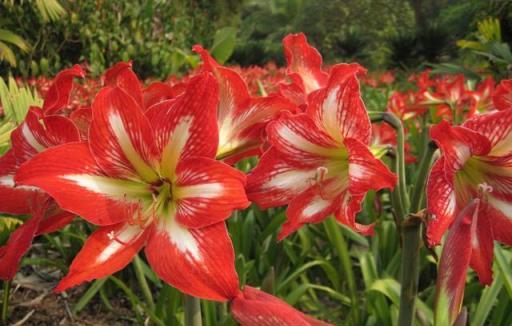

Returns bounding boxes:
[90,86,159,182]
[430,120,491,179]
[145,220,240,302]
[11,108,80,163]
[16,142,146,226]
[345,137,396,195]
[486,196,512,246]
[55,222,149,292]
[469,203,494,285]
[279,182,342,240]
[463,109,512,156]
[267,113,341,163]
[231,286,333,326]
[492,79,512,111]
[427,158,457,246]
[42,64,85,115]
[0,150,41,215]
[307,66,369,144]
[104,61,143,108]
[246,148,319,209]
[173,157,249,229]
[336,193,374,235]
[145,73,219,178]
[282,33,328,95]
[434,199,478,325]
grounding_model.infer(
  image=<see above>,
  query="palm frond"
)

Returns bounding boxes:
[34,0,67,22]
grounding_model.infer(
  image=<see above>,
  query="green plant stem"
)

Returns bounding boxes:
[324,217,359,324]
[2,280,10,325]
[133,255,155,310]
[184,294,202,326]
[410,141,436,212]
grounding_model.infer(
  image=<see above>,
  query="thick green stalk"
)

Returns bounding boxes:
[133,255,155,310]
[184,294,202,326]
[1,281,10,325]
[324,217,359,324]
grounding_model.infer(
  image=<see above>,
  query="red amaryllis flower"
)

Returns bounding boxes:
[193,45,297,164]
[434,199,479,326]
[42,64,85,115]
[16,73,249,301]
[247,65,396,239]
[493,79,512,111]
[427,110,512,284]
[231,286,332,326]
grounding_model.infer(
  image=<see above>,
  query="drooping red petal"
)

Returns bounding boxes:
[42,64,85,115]
[282,33,328,95]
[0,150,41,215]
[469,202,494,285]
[335,192,374,235]
[231,286,333,326]
[492,79,512,111]
[104,61,143,108]
[69,107,92,140]
[246,148,320,209]
[463,108,512,156]
[90,86,159,182]
[430,120,491,179]
[434,199,478,325]
[307,66,369,144]
[426,158,457,246]
[11,108,80,163]
[345,137,396,195]
[55,222,149,292]
[36,211,75,235]
[266,113,341,164]
[142,82,177,110]
[0,201,45,280]
[173,157,249,229]
[145,221,239,301]
[279,181,342,240]
[145,73,219,177]
[16,142,144,226]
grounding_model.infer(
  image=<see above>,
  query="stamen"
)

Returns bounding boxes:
[315,166,328,185]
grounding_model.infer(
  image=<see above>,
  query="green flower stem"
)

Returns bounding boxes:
[184,294,202,326]
[410,141,436,212]
[324,217,359,324]
[133,255,155,310]
[2,280,10,325]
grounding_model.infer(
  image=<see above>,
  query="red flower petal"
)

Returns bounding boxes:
[55,222,149,292]
[469,203,494,285]
[430,120,491,179]
[90,87,159,182]
[435,199,478,325]
[104,61,143,108]
[266,113,341,164]
[247,148,319,209]
[11,108,80,163]
[43,65,85,115]
[307,66,369,144]
[173,157,249,229]
[145,73,219,177]
[69,107,92,140]
[335,193,374,235]
[36,211,75,235]
[492,79,512,111]
[486,196,512,246]
[231,286,333,326]
[0,150,40,215]
[463,109,512,156]
[426,158,457,246]
[279,181,341,240]
[282,33,328,95]
[145,221,239,301]
[16,142,143,226]
[142,82,177,110]
[345,137,396,195]
[0,200,45,280]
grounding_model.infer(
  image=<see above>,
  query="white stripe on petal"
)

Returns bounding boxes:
[97,224,144,263]
[302,197,331,220]
[160,116,193,178]
[277,124,338,157]
[0,175,39,191]
[174,183,224,199]
[488,195,512,220]
[158,205,201,260]
[22,123,46,152]
[267,169,315,191]
[61,174,148,198]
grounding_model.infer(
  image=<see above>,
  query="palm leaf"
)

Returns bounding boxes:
[34,0,67,22]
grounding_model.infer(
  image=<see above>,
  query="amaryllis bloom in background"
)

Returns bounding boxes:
[247,65,396,239]
[427,109,512,284]
[16,73,250,300]
[0,66,84,279]
[279,33,328,107]
[193,45,297,164]
[493,79,512,111]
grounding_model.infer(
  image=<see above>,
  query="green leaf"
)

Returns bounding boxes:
[210,27,237,64]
